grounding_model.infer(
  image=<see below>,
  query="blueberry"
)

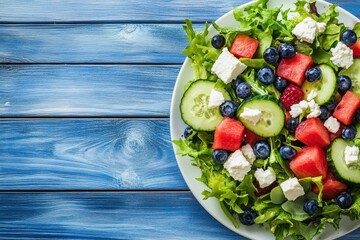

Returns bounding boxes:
[258,67,275,85]
[239,208,258,226]
[336,192,353,209]
[211,34,226,49]
[325,99,337,111]
[279,145,297,160]
[338,75,352,96]
[253,140,271,159]
[355,109,360,123]
[274,77,288,92]
[220,101,238,118]
[342,125,357,140]
[305,66,322,82]
[341,30,358,46]
[319,106,332,121]
[183,126,193,139]
[231,77,243,91]
[303,199,319,215]
[236,82,252,99]
[286,118,299,134]
[212,149,229,163]
[279,43,296,59]
[263,47,280,65]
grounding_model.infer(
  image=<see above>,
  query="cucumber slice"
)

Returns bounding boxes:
[340,58,360,97]
[237,95,285,137]
[180,80,231,131]
[328,138,360,184]
[302,64,337,105]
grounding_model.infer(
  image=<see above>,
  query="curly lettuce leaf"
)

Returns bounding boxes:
[182,19,220,81]
[174,133,257,228]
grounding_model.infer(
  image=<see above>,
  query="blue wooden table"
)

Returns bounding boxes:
[0,1,360,239]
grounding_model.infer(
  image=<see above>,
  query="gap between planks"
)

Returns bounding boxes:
[0,117,170,120]
[0,190,190,193]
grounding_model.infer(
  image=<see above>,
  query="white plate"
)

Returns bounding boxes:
[170,0,360,239]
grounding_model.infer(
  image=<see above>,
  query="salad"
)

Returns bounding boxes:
[173,0,360,239]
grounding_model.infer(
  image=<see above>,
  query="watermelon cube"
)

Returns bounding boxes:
[277,53,314,86]
[289,145,328,179]
[242,128,262,146]
[313,171,348,200]
[230,34,259,59]
[212,117,245,151]
[350,39,360,58]
[333,91,360,125]
[295,118,330,147]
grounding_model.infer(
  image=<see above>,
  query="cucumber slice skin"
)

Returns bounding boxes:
[236,95,285,138]
[328,138,360,184]
[340,58,360,97]
[180,80,231,131]
[302,64,337,105]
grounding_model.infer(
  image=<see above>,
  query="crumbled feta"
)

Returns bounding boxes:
[224,150,251,181]
[289,103,304,118]
[280,177,305,201]
[292,17,326,44]
[330,42,354,69]
[211,48,247,84]
[240,107,262,125]
[241,144,256,164]
[290,100,319,118]
[298,100,309,109]
[316,22,327,33]
[324,116,340,134]
[254,168,276,188]
[344,146,359,166]
[208,89,225,109]
[307,90,318,101]
[307,100,321,118]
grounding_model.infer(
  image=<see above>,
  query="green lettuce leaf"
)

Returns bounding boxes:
[182,19,220,81]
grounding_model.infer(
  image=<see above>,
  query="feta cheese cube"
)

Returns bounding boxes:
[306,90,318,101]
[344,145,359,166]
[254,168,276,188]
[241,144,256,164]
[292,17,325,44]
[330,42,354,69]
[208,89,225,109]
[224,150,251,181]
[307,100,321,118]
[211,48,247,84]
[316,22,327,34]
[240,107,262,125]
[324,116,340,134]
[280,177,305,201]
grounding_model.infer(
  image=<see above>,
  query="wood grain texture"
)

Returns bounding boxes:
[0,0,358,22]
[0,0,237,23]
[0,24,197,63]
[0,65,177,117]
[1,192,360,240]
[0,192,242,240]
[0,119,187,190]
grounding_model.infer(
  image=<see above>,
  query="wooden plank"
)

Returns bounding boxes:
[0,119,187,190]
[0,24,195,63]
[1,192,360,239]
[0,65,177,117]
[0,0,237,22]
[0,0,358,22]
[0,192,242,239]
